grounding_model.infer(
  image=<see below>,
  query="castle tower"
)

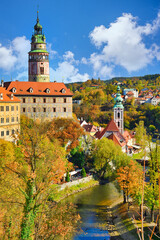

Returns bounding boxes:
[113,86,124,134]
[28,12,50,82]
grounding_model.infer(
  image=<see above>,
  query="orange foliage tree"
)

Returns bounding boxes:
[116,160,143,204]
[47,118,84,152]
[0,116,78,239]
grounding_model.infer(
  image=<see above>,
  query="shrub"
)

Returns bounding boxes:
[81,168,86,178]
[66,172,70,182]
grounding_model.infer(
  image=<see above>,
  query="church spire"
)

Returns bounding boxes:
[28,11,50,82]
[113,86,124,134]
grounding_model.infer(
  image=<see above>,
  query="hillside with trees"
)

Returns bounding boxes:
[67,74,160,134]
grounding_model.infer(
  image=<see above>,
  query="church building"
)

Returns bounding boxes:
[4,12,73,121]
[95,86,134,153]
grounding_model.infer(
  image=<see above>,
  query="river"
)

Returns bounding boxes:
[64,182,122,240]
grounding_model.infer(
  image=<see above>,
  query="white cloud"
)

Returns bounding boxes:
[47,43,57,59]
[50,51,89,83]
[0,36,30,72]
[63,51,79,64]
[0,44,17,70]
[12,36,30,69]
[89,12,160,76]
[81,57,88,64]
[63,51,74,61]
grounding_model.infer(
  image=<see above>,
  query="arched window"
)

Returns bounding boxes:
[118,121,120,127]
[118,112,120,118]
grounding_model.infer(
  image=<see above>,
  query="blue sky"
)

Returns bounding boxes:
[0,0,160,83]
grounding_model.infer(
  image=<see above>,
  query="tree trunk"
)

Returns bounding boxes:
[123,189,126,203]
[20,179,36,240]
[139,204,141,215]
[151,205,154,222]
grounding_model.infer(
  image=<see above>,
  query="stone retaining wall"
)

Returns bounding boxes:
[59,175,93,190]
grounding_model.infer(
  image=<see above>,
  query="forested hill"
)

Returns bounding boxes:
[66,74,160,92]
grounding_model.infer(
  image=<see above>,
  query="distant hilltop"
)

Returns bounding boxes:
[66,74,160,91]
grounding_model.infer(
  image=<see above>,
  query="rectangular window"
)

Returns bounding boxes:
[23,108,26,113]
[6,117,9,123]
[53,107,56,112]
[64,98,67,103]
[40,67,44,74]
[43,108,46,112]
[16,106,18,111]
[23,98,25,103]
[1,118,4,123]
[6,106,9,111]
[11,117,14,122]
[12,129,15,135]
[1,131,4,137]
[11,106,14,111]
[64,108,66,112]
[0,106,4,111]
[43,98,46,103]
[33,98,36,103]
[6,130,9,136]
[53,98,56,103]
[33,108,36,112]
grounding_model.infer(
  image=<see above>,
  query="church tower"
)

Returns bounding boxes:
[113,86,124,134]
[28,12,50,82]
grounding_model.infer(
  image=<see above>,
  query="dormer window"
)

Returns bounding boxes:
[0,93,3,100]
[28,87,33,93]
[11,94,13,100]
[45,88,50,93]
[61,88,66,93]
[12,87,16,93]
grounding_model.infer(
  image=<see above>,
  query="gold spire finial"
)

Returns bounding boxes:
[37,5,39,22]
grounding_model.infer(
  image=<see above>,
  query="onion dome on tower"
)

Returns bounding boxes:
[113,86,124,134]
[28,11,50,82]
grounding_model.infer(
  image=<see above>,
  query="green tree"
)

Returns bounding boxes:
[69,146,85,168]
[81,168,86,178]
[66,172,70,182]
[92,138,125,179]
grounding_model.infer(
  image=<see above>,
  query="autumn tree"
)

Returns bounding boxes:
[47,118,84,152]
[116,160,143,204]
[0,117,78,239]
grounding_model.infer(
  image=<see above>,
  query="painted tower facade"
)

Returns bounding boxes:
[28,12,50,82]
[113,86,124,134]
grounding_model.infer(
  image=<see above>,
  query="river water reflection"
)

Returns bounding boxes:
[65,182,122,240]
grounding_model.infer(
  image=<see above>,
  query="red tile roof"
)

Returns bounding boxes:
[0,87,20,102]
[126,91,134,95]
[4,81,73,96]
[83,124,97,133]
[95,119,119,139]
[105,119,119,132]
[108,132,126,147]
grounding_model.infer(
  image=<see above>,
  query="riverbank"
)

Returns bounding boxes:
[105,198,157,240]
[53,178,99,202]
[108,199,138,240]
[52,179,157,240]
[55,179,139,239]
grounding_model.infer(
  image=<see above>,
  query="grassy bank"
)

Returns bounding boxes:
[51,179,99,202]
